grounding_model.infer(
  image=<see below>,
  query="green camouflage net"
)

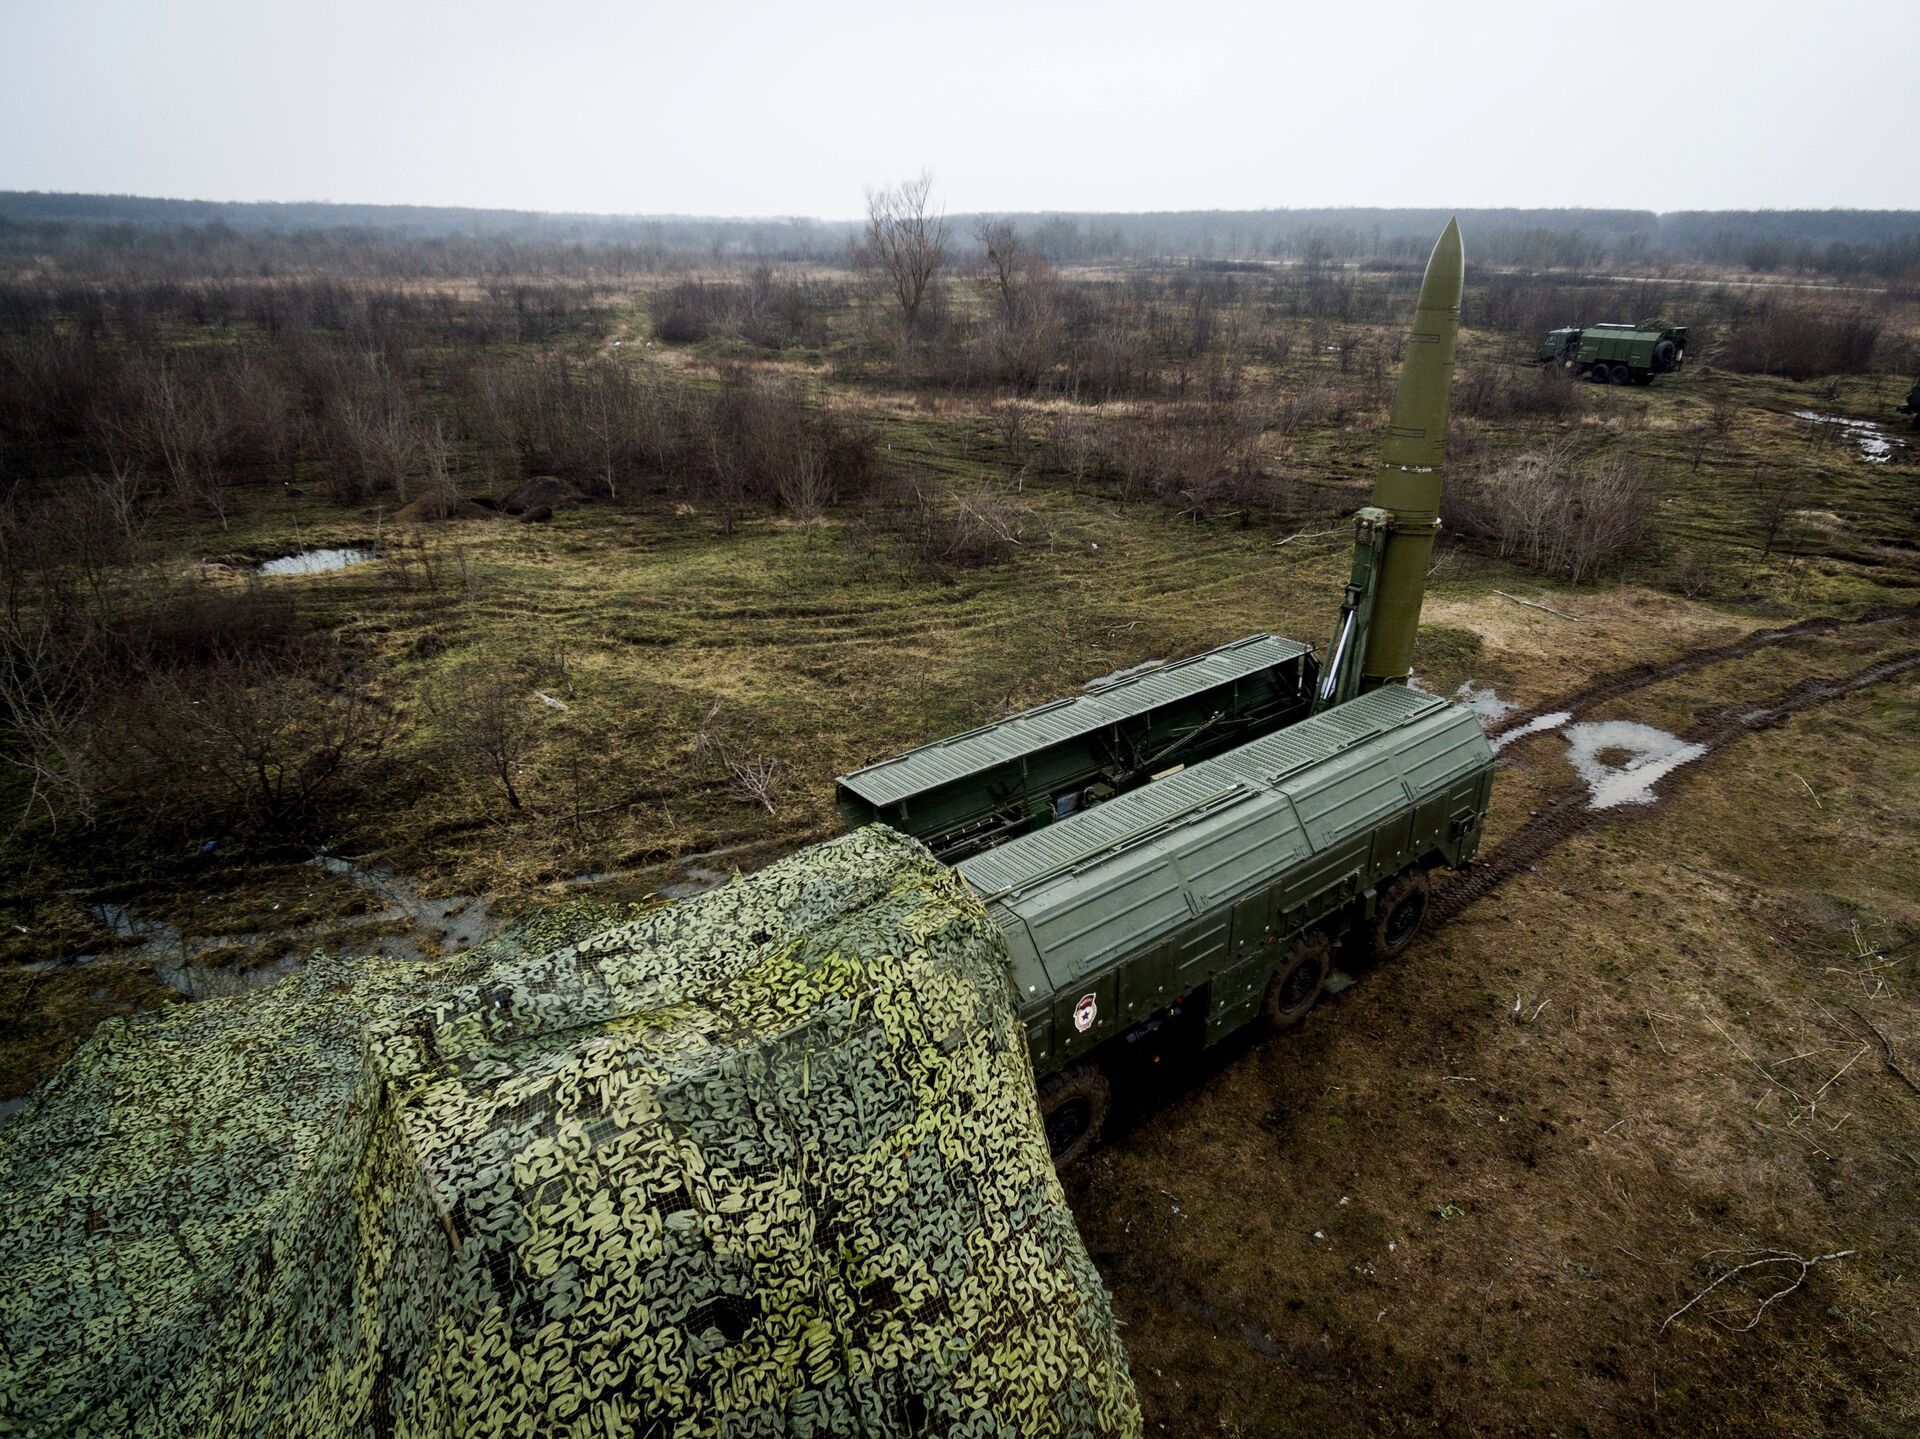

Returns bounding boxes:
[0,828,1140,1438]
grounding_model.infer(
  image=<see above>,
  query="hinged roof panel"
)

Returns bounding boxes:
[837,633,1310,809]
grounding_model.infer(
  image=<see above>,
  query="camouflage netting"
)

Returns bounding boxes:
[0,828,1140,1438]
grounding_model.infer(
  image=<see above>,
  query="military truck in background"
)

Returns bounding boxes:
[1537,318,1689,385]
[838,221,1497,1163]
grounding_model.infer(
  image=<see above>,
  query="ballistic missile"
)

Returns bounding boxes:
[1357,217,1464,690]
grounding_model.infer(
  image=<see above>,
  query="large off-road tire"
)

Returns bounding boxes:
[1610,363,1632,386]
[1367,868,1433,962]
[1654,339,1677,372]
[1038,1063,1111,1168]
[1588,364,1610,384]
[1261,931,1332,1032]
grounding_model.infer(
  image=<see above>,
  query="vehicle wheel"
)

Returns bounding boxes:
[1610,363,1632,386]
[1038,1063,1111,1167]
[1262,931,1332,1031]
[1588,365,1610,383]
[1654,339,1676,372]
[1368,868,1432,962]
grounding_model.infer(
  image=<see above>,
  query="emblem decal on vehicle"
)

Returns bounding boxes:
[1073,993,1098,1032]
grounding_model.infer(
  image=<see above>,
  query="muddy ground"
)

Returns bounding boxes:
[4,262,1918,1433]
[1069,608,1920,1438]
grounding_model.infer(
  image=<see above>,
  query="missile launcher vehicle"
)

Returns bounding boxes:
[838,220,1496,1162]
[1537,318,1689,385]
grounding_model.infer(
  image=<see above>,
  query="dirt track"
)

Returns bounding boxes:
[1442,641,1920,923]
[1481,604,1920,745]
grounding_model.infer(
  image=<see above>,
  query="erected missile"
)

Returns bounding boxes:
[1316,219,1464,710]
[1358,217,1464,689]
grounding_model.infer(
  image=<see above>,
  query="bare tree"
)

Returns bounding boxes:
[1752,463,1799,559]
[856,172,949,334]
[1441,440,1651,583]
[110,358,232,523]
[694,700,781,813]
[129,644,395,838]
[426,658,538,811]
[778,440,831,523]
[972,217,1062,388]
[975,218,1027,329]
[0,616,102,834]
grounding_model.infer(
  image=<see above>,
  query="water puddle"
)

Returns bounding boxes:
[1561,721,1708,810]
[259,547,375,576]
[1491,710,1572,753]
[1453,682,1516,729]
[26,845,748,1006]
[659,865,732,900]
[308,854,498,957]
[1792,411,1905,464]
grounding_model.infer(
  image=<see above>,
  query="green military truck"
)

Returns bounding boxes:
[839,221,1496,1163]
[1537,318,1689,385]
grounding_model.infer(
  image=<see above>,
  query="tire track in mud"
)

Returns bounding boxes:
[1124,647,1920,1379]
[1435,648,1920,923]
[1483,604,1920,743]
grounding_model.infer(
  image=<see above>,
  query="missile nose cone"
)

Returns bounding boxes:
[1422,217,1464,313]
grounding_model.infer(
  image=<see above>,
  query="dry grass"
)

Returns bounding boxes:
[1065,615,1920,1437]
[3,252,1919,1434]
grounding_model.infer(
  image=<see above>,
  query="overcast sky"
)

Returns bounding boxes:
[2,0,1913,218]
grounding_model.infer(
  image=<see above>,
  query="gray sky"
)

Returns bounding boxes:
[3,0,1913,217]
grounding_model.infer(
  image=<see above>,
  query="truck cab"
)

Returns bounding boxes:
[1537,327,1582,365]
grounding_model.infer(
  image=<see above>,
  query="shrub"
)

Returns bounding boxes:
[888,482,1028,573]
[1719,307,1880,379]
[114,638,394,842]
[1441,440,1650,583]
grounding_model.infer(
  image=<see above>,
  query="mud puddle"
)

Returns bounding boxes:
[1452,682,1515,728]
[1793,410,1906,463]
[1436,649,1920,922]
[30,846,749,1005]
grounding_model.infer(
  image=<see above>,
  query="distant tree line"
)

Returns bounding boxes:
[4,193,1917,282]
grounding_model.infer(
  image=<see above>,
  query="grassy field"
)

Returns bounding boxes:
[3,252,1918,1433]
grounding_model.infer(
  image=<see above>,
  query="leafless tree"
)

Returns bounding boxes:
[109,357,233,523]
[1753,463,1799,559]
[975,218,1028,330]
[694,700,781,813]
[856,172,950,334]
[1441,440,1651,583]
[0,616,102,834]
[972,217,1063,389]
[426,657,538,811]
[128,644,395,838]
[778,440,831,522]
